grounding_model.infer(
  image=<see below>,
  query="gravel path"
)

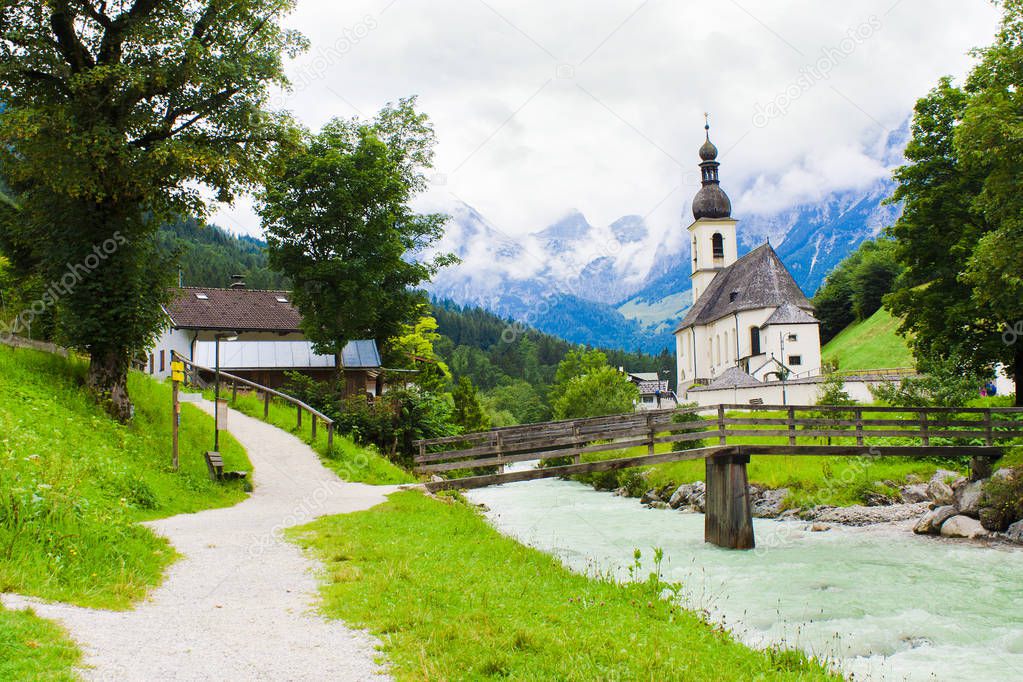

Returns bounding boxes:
[3,402,394,681]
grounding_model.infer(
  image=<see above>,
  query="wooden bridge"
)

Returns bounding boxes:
[414,404,1023,550]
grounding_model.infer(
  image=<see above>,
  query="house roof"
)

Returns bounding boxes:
[341,339,382,369]
[675,244,813,331]
[165,287,302,333]
[628,372,660,382]
[761,302,819,327]
[690,366,762,391]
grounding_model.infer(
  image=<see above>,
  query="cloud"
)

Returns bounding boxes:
[209,0,999,247]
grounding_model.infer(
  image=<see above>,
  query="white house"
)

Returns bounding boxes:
[625,371,678,411]
[146,282,383,396]
[674,124,823,400]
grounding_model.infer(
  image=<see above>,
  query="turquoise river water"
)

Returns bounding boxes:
[466,479,1023,681]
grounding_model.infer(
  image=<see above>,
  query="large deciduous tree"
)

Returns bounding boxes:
[259,98,454,363]
[886,2,1023,405]
[0,1,304,419]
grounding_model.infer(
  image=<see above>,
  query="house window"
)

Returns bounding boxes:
[750,327,761,356]
[149,354,154,374]
[159,350,165,372]
[788,355,802,366]
[195,292,208,300]
[729,291,738,302]
[712,233,724,259]
[787,333,798,342]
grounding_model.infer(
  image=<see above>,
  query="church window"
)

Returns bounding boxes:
[729,291,738,302]
[712,233,724,259]
[787,333,798,342]
[750,327,761,356]
[788,355,802,366]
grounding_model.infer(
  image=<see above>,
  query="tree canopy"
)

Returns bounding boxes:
[0,0,304,419]
[885,2,1023,404]
[260,99,454,359]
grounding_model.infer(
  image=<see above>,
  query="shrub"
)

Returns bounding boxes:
[980,468,1023,532]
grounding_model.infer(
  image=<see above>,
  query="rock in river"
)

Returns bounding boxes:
[954,480,985,518]
[940,515,989,539]
[913,505,958,535]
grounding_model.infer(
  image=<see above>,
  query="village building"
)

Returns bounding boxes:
[674,124,825,402]
[624,370,677,411]
[146,281,383,395]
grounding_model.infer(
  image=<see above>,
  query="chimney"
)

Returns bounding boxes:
[230,274,246,290]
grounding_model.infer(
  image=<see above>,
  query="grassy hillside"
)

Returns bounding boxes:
[822,307,914,371]
[0,344,251,608]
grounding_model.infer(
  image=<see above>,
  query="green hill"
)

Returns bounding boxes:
[822,307,914,371]
[0,343,258,677]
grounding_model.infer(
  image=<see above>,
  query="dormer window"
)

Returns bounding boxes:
[729,291,738,303]
[195,293,208,300]
[276,296,288,303]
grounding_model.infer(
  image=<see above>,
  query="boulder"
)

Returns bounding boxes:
[751,487,789,518]
[810,522,831,532]
[939,515,989,539]
[913,505,958,535]
[1006,520,1023,543]
[648,501,669,510]
[900,483,930,504]
[640,489,662,505]
[668,482,705,510]
[954,480,985,518]
[992,468,1015,481]
[926,479,955,506]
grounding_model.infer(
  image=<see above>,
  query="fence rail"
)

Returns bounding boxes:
[414,403,1023,479]
[174,353,336,451]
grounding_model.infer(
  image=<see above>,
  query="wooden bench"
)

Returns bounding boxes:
[205,451,224,481]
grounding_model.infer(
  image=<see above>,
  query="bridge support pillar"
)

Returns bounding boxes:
[705,453,754,550]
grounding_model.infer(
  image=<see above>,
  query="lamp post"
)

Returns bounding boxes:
[213,332,238,451]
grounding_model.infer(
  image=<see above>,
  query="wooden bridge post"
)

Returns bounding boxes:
[787,407,796,446]
[264,391,271,420]
[855,408,864,446]
[297,406,302,430]
[704,452,755,550]
[496,431,505,474]
[311,414,317,440]
[919,411,930,446]
[647,413,655,455]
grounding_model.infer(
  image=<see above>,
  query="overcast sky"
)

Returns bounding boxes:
[211,0,1000,241]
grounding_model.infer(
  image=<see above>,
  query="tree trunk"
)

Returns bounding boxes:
[1015,347,1022,408]
[88,348,133,422]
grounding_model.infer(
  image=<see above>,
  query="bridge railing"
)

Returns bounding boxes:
[414,403,1023,476]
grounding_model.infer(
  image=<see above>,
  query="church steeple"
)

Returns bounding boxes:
[692,115,732,220]
[688,116,738,303]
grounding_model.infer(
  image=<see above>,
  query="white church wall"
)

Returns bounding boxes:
[685,378,893,407]
[760,323,822,377]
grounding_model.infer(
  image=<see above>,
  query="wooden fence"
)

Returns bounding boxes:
[415,403,1023,486]
[174,354,337,452]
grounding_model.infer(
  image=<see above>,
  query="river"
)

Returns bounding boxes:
[466,478,1023,681]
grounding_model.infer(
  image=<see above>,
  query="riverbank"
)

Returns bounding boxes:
[465,477,1023,681]
[290,490,838,680]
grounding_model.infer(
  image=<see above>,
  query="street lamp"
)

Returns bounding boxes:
[213,332,238,451]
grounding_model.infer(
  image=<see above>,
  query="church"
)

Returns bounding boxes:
[674,123,823,398]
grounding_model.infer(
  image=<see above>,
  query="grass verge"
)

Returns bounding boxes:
[0,605,79,680]
[208,388,414,485]
[0,344,251,609]
[290,490,838,680]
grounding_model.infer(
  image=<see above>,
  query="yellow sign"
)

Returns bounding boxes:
[171,370,185,382]
[171,361,184,372]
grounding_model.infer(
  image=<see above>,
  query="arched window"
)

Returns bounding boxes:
[712,233,724,259]
[723,330,730,362]
[750,326,761,356]
[715,335,721,366]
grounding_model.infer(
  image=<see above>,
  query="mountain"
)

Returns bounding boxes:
[426,125,909,354]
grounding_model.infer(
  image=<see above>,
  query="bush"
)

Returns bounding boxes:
[980,468,1023,532]
[671,403,706,452]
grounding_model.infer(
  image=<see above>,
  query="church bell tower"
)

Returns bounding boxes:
[688,117,737,302]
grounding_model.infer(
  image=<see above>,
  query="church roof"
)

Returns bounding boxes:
[762,302,819,327]
[675,243,813,331]
[692,366,762,391]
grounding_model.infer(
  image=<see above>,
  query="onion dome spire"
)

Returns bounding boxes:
[692,114,732,220]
